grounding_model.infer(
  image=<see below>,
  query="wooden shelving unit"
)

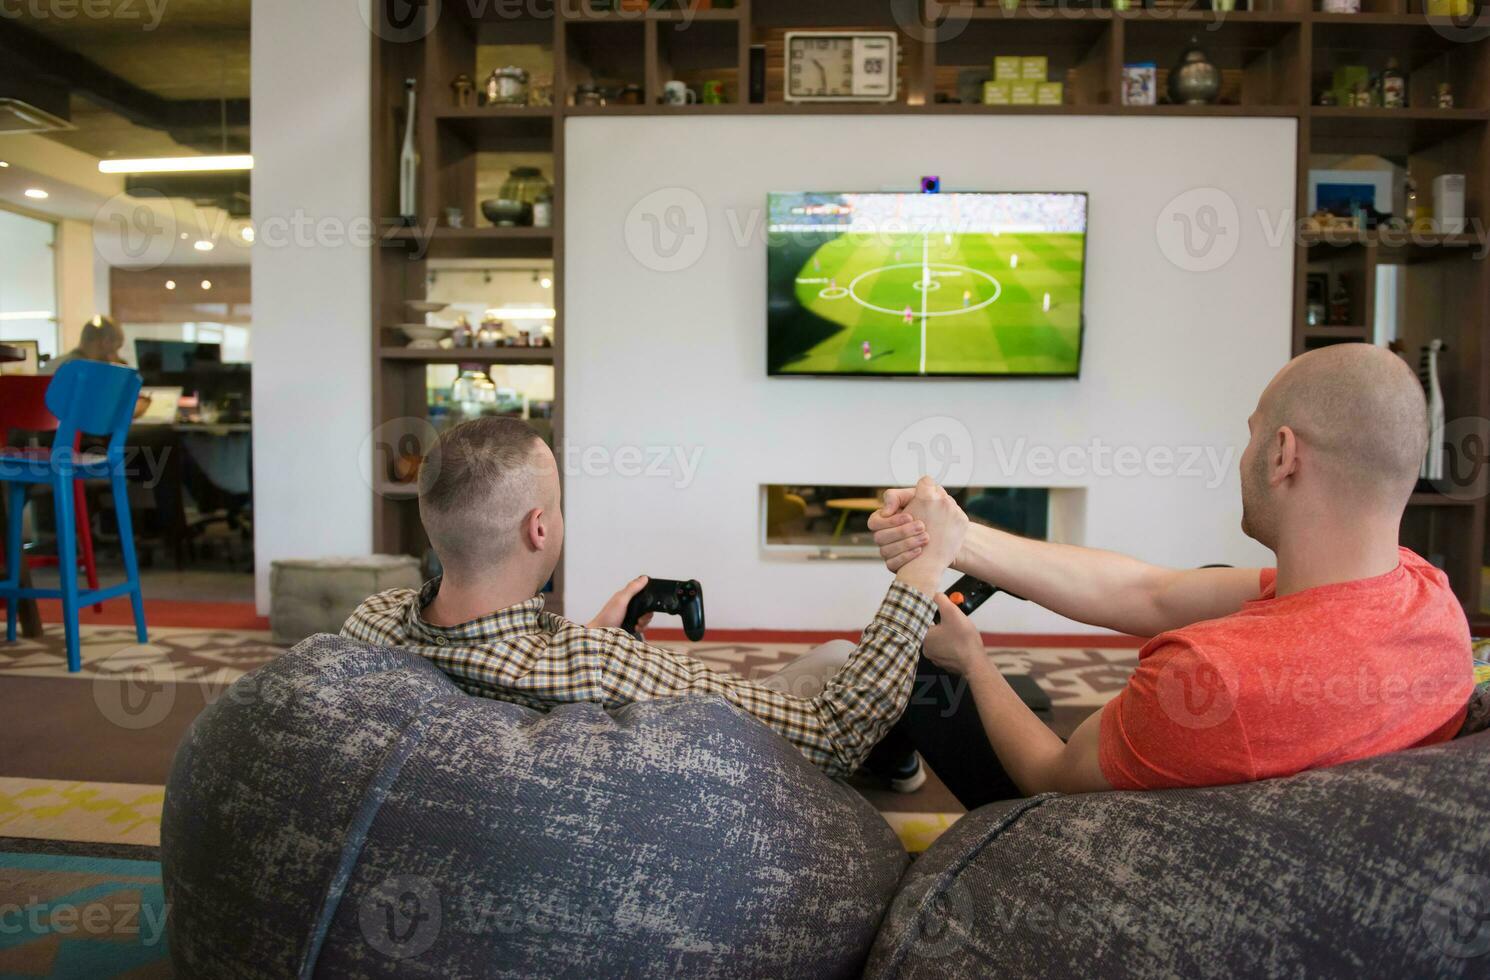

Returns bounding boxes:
[373,0,1490,621]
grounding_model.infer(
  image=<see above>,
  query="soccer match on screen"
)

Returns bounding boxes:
[765,191,1088,378]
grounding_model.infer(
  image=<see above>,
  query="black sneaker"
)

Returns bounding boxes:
[872,751,927,794]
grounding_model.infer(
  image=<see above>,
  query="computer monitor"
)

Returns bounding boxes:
[134,340,222,382]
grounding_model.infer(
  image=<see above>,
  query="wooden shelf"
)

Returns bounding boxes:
[376,480,419,501]
[378,346,556,365]
[1117,104,1300,116]
[383,226,555,259]
[373,0,1490,617]
[1309,106,1490,152]
[431,106,556,120]
[430,105,555,151]
[648,7,742,21]
[958,6,1117,21]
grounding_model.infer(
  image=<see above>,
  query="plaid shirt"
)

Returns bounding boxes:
[341,578,936,777]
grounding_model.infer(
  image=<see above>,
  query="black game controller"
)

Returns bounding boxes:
[622,578,705,641]
[935,574,1024,623]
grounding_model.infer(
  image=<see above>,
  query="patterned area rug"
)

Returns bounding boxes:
[0,851,168,978]
[0,624,1139,710]
[0,625,281,684]
[0,780,163,849]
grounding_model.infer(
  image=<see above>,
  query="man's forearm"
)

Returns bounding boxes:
[955,523,1174,635]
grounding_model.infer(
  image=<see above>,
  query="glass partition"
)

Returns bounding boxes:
[0,208,58,358]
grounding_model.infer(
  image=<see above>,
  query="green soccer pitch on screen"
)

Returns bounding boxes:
[766,191,1088,378]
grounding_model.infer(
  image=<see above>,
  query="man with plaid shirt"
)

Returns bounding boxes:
[343,417,968,780]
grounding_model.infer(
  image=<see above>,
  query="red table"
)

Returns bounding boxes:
[0,344,44,639]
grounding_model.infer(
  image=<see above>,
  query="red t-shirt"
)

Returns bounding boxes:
[1099,547,1473,791]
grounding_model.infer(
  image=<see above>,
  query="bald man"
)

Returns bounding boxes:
[867,344,1475,806]
[342,416,970,780]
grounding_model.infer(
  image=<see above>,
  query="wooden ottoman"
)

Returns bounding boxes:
[269,555,423,645]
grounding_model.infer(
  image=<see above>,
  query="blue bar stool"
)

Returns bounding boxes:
[1,360,148,671]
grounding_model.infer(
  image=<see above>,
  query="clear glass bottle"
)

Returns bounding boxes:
[1381,58,1406,109]
[399,79,418,223]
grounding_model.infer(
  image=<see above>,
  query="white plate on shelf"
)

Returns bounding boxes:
[405,300,449,315]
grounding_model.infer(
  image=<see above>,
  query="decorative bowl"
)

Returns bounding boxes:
[481,198,530,227]
[399,323,452,344]
[405,300,449,315]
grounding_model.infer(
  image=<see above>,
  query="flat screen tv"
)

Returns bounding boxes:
[766,191,1088,378]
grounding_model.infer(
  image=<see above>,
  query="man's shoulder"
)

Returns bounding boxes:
[340,587,420,644]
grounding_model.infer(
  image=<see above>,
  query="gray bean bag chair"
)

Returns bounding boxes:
[868,691,1490,979]
[162,634,907,978]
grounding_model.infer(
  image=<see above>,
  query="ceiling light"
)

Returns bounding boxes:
[540,277,552,289]
[165,280,176,290]
[193,240,215,252]
[239,225,255,243]
[0,161,9,168]
[23,188,47,199]
[0,310,54,321]
[200,280,212,290]
[98,154,253,175]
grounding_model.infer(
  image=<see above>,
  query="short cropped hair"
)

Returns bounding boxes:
[418,417,544,574]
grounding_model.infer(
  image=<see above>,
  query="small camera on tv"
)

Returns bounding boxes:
[920,175,940,194]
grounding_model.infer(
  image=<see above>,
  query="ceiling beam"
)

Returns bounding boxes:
[0,19,248,152]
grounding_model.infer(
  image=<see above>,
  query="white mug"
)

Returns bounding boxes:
[662,80,697,105]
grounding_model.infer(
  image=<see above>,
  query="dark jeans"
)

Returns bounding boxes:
[868,655,1024,810]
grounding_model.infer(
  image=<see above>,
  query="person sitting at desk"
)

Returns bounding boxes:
[43,316,150,418]
[43,315,127,374]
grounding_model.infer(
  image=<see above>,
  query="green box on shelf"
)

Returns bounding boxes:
[1037,81,1064,105]
[982,80,1013,105]
[1009,81,1039,105]
[1021,56,1049,81]
[1331,65,1368,106]
[993,57,1022,82]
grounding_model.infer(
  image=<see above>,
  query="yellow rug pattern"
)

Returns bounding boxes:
[0,778,163,848]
